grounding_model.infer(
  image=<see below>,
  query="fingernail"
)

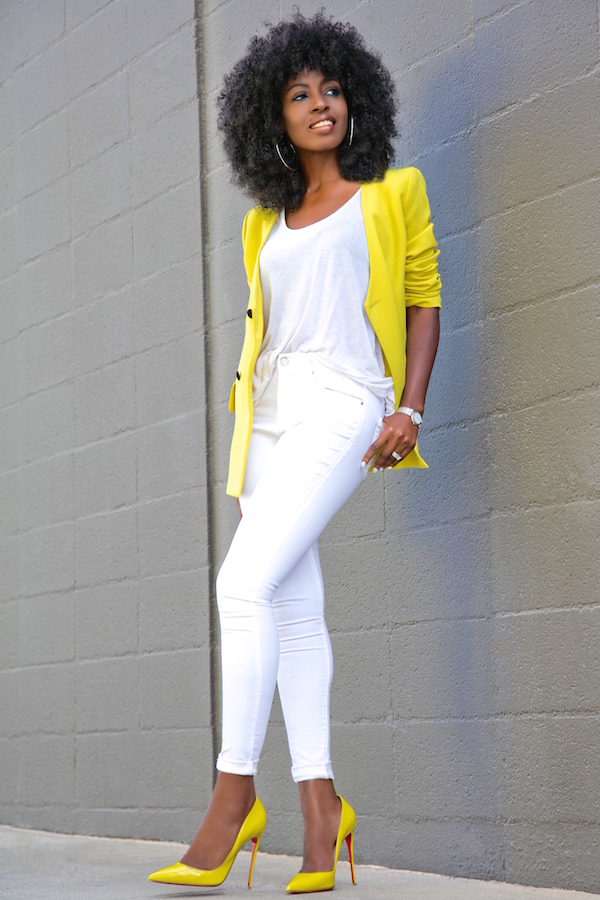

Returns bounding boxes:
[360,461,367,468]
[373,467,379,472]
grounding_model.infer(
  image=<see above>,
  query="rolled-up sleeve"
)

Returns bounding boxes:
[403,167,442,309]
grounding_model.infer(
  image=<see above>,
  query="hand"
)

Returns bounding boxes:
[361,412,419,471]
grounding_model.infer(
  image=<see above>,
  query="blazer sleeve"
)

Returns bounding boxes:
[403,167,442,309]
[241,208,254,287]
[230,208,255,413]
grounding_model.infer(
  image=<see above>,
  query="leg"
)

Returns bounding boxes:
[273,542,333,782]
[180,409,280,869]
[216,380,381,776]
[228,374,379,872]
[185,364,382,869]
[181,772,256,869]
[269,547,342,872]
[297,779,342,873]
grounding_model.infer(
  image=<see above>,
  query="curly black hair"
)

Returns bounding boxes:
[217,12,397,211]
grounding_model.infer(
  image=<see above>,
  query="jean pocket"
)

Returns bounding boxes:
[322,384,365,405]
[319,370,365,405]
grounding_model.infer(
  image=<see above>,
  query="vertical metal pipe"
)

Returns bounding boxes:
[193,0,219,783]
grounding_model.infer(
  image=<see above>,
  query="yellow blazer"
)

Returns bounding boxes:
[226,166,442,497]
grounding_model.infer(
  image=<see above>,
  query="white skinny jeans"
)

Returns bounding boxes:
[216,353,384,782]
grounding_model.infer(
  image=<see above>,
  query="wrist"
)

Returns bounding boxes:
[398,394,424,413]
[397,405,423,427]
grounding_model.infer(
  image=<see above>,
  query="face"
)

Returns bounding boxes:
[281,68,349,153]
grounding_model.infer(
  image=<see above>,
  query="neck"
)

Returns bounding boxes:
[297,149,343,194]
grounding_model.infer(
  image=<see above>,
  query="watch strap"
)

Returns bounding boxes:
[398,406,423,426]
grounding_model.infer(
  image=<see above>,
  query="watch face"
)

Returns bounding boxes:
[412,411,423,426]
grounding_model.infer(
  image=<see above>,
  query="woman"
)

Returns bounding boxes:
[149,12,441,894]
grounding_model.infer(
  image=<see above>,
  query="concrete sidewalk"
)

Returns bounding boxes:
[1,826,598,900]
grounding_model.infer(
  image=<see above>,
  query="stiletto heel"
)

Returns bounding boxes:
[148,797,267,888]
[345,830,356,884]
[248,832,262,888]
[286,795,357,894]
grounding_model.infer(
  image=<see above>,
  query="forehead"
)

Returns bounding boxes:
[284,67,340,89]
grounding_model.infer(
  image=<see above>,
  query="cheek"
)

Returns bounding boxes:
[282,107,303,138]
[337,99,349,125]
[281,104,293,128]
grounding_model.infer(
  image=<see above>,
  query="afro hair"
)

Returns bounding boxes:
[217,12,398,211]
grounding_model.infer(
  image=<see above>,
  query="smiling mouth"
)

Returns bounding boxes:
[310,119,335,131]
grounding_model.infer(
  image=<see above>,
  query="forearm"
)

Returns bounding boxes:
[361,306,439,470]
[399,306,440,413]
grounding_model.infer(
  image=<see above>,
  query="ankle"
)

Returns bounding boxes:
[180,777,256,870]
[298,779,339,818]
[204,774,255,826]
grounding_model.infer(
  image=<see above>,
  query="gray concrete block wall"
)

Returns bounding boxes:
[203,0,600,893]
[1,0,600,895]
[0,0,214,844]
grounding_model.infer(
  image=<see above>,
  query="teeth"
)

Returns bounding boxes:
[312,120,333,129]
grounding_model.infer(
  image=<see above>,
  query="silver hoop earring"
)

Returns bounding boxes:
[275,137,299,172]
[347,114,355,146]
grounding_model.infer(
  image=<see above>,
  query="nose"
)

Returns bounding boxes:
[311,94,328,112]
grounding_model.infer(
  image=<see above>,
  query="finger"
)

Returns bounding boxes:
[361,446,379,469]
[361,437,385,469]
[364,427,400,470]
[377,436,414,470]
[373,434,402,469]
[361,418,386,468]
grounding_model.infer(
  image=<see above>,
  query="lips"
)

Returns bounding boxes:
[310,119,335,131]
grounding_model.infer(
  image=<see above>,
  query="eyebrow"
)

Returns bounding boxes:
[285,77,340,94]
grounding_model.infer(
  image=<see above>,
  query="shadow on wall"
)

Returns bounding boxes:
[474,13,600,891]
[377,34,508,878]
[388,0,600,881]
[386,7,600,891]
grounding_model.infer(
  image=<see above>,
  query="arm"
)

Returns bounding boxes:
[400,305,440,412]
[362,306,439,470]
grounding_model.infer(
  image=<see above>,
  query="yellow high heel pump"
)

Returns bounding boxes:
[148,797,266,888]
[286,795,357,894]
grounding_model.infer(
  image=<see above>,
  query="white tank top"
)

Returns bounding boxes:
[254,188,395,413]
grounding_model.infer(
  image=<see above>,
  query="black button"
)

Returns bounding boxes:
[247,309,253,318]
[236,371,241,380]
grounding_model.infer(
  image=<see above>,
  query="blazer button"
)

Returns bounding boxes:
[247,309,253,318]
[236,371,241,380]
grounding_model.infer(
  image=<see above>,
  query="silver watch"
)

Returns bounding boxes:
[398,406,423,427]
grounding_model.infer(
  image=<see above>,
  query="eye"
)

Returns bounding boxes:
[291,91,308,102]
[325,87,341,96]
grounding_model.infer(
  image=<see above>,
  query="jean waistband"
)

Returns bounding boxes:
[276,352,366,394]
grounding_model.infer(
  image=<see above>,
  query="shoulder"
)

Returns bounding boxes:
[363,168,432,230]
[242,205,279,277]
[243,205,279,246]
[364,167,426,200]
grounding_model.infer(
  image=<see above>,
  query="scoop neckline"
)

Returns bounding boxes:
[283,186,362,231]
